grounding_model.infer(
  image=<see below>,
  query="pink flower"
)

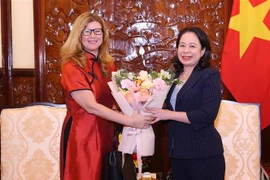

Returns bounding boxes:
[125,92,135,104]
[137,88,151,102]
[120,79,136,91]
[153,78,166,91]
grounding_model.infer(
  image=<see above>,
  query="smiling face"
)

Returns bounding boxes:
[177,32,205,69]
[81,21,103,56]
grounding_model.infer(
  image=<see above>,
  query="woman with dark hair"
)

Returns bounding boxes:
[146,27,225,179]
[59,12,153,180]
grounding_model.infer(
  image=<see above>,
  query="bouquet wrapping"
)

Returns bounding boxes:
[108,81,170,155]
[107,69,178,177]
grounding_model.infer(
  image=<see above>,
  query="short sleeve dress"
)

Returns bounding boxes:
[60,52,116,180]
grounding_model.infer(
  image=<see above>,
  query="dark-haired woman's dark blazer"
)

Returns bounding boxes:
[165,68,224,159]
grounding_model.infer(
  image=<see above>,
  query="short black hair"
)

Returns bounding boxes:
[172,27,211,74]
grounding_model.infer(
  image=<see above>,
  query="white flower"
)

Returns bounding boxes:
[160,69,171,79]
[141,80,154,90]
[128,72,135,80]
[138,71,149,81]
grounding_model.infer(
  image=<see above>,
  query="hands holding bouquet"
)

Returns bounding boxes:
[107,68,179,178]
[128,110,154,129]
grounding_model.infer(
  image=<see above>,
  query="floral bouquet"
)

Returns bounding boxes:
[107,69,179,177]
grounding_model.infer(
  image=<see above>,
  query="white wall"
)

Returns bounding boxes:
[11,0,34,68]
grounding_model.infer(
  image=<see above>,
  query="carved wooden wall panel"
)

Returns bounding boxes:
[110,0,225,72]
[45,48,65,103]
[13,76,35,105]
[43,0,226,104]
[10,70,36,105]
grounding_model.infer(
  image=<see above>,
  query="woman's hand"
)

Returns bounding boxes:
[129,111,155,129]
[144,107,172,124]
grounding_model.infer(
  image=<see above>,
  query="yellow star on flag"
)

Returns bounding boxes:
[229,0,270,58]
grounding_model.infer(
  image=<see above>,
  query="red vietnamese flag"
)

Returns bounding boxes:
[221,0,270,130]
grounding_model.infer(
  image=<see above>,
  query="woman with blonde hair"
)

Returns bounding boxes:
[59,12,153,180]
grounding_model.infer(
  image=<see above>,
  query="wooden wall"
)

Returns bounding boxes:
[1,0,233,105]
[1,0,236,177]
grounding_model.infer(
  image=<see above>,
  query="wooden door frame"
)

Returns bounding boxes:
[33,0,46,102]
[1,0,13,105]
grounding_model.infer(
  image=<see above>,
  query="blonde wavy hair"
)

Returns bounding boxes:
[59,12,114,73]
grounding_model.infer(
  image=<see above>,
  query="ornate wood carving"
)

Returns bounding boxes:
[110,0,225,72]
[1,1,232,105]
[45,51,65,103]
[12,69,35,105]
[13,77,35,105]
[41,0,226,104]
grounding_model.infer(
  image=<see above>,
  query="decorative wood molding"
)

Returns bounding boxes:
[12,69,35,77]
[0,68,35,106]
[13,76,35,105]
[33,0,46,102]
[12,69,35,105]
